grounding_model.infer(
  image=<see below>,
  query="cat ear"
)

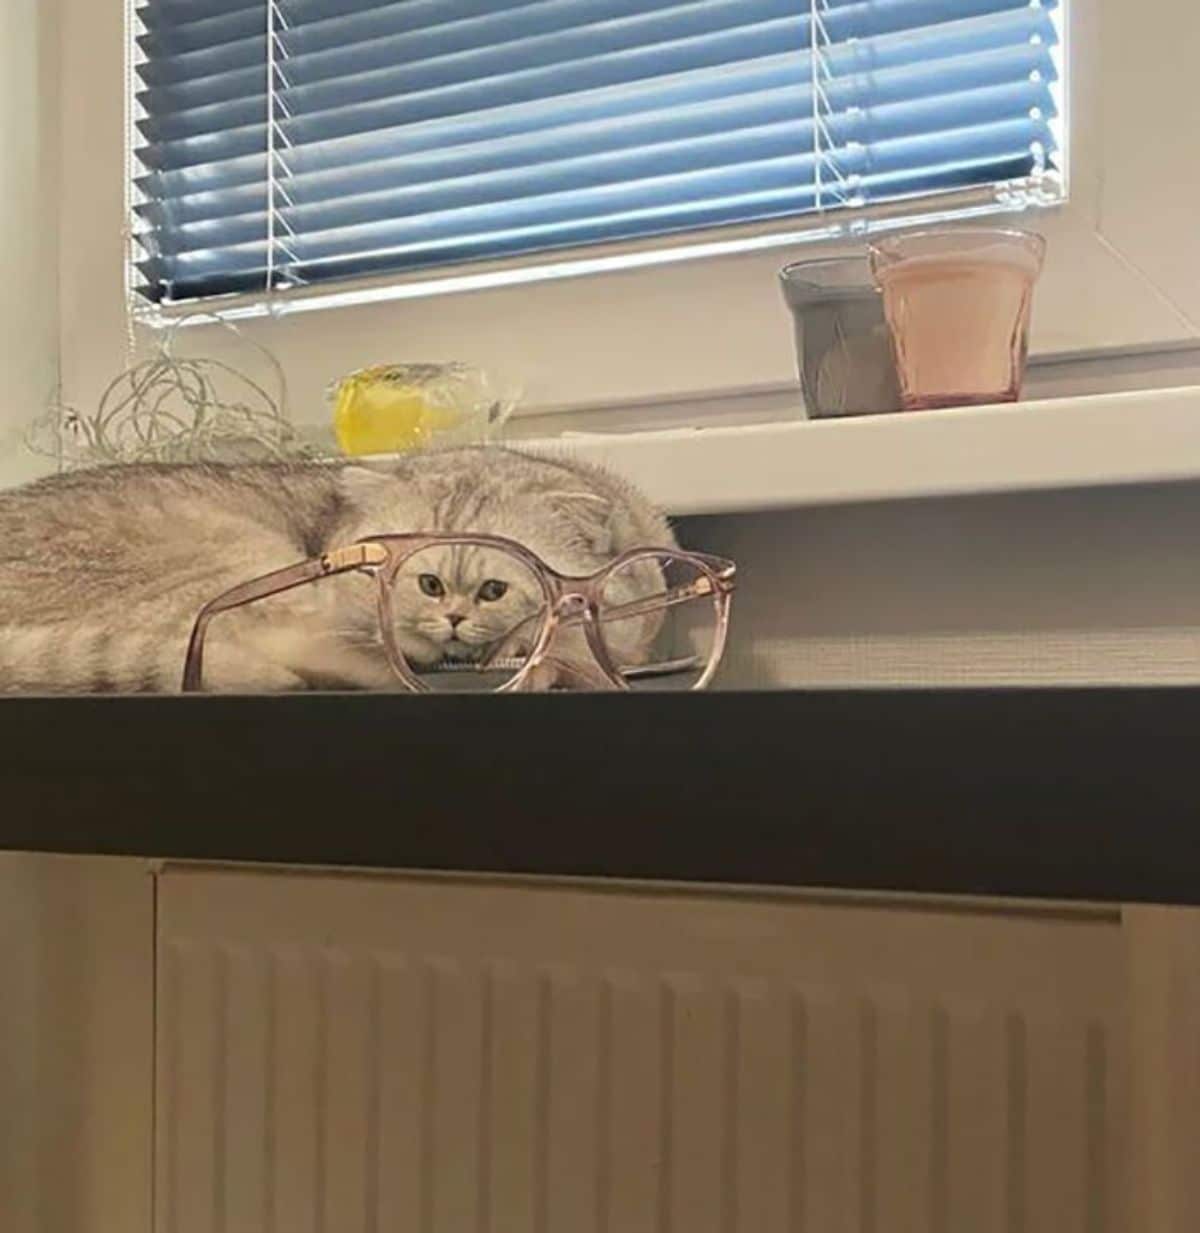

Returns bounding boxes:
[339,465,393,506]
[547,490,613,555]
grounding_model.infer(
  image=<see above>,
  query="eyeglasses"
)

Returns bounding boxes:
[182,533,736,693]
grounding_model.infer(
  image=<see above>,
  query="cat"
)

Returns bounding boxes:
[0,446,674,693]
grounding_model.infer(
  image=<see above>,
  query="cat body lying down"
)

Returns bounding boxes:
[0,447,672,692]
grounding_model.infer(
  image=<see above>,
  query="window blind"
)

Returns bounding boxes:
[131,0,1063,307]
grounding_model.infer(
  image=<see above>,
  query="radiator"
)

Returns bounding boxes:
[156,871,1121,1233]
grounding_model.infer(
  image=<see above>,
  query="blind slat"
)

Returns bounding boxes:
[142,81,1056,255]
[139,0,1025,94]
[140,114,1053,280]
[137,0,261,32]
[138,8,802,135]
[131,0,1065,306]
[140,154,1038,301]
[138,4,1054,169]
[138,0,770,87]
[137,41,1055,212]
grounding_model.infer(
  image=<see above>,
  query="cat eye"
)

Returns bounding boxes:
[418,573,445,598]
[476,579,508,603]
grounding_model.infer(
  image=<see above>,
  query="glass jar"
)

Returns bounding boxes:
[868,228,1046,411]
[779,256,903,418]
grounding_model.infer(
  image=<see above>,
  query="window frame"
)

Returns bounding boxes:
[55,0,1200,424]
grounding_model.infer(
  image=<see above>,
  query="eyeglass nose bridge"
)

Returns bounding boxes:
[554,591,592,621]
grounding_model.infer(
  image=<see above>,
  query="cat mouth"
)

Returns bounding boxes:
[441,637,485,662]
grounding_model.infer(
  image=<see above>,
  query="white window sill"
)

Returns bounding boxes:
[519,386,1200,516]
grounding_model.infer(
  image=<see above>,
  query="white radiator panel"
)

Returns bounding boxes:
[157,871,1121,1233]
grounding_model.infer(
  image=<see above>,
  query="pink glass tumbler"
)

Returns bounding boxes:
[868,228,1046,411]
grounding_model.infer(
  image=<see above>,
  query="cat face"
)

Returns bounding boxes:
[387,542,547,666]
[336,451,679,685]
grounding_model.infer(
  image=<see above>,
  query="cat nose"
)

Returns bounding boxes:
[447,613,466,629]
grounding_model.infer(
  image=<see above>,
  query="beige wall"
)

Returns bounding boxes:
[0,855,155,1233]
[686,480,1200,689]
[0,4,61,1214]
[0,0,60,487]
[0,856,39,1233]
[35,857,155,1233]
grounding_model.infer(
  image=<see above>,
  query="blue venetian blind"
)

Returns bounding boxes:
[132,0,1062,306]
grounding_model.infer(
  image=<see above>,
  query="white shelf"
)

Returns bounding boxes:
[521,386,1200,516]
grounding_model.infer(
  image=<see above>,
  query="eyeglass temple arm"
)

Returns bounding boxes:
[181,544,388,692]
[687,554,737,583]
[596,574,729,624]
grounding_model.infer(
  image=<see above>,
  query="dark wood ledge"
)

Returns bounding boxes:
[1,689,1196,905]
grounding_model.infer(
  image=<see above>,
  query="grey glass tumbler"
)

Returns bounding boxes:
[779,257,902,417]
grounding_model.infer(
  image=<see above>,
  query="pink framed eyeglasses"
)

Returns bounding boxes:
[182,533,736,693]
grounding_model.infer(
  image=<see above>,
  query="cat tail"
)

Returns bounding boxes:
[0,619,188,693]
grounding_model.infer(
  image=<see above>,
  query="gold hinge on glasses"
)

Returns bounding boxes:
[320,543,389,573]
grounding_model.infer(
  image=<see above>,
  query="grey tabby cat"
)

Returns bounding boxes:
[0,447,673,692]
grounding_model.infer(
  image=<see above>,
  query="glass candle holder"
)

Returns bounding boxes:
[868,227,1046,411]
[328,362,508,456]
[779,257,902,417]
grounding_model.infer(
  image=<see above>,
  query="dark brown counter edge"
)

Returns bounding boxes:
[0,688,1197,905]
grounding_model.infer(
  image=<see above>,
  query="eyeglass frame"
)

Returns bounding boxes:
[181,532,737,693]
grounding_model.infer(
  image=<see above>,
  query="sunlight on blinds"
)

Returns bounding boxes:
[130,0,1064,312]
